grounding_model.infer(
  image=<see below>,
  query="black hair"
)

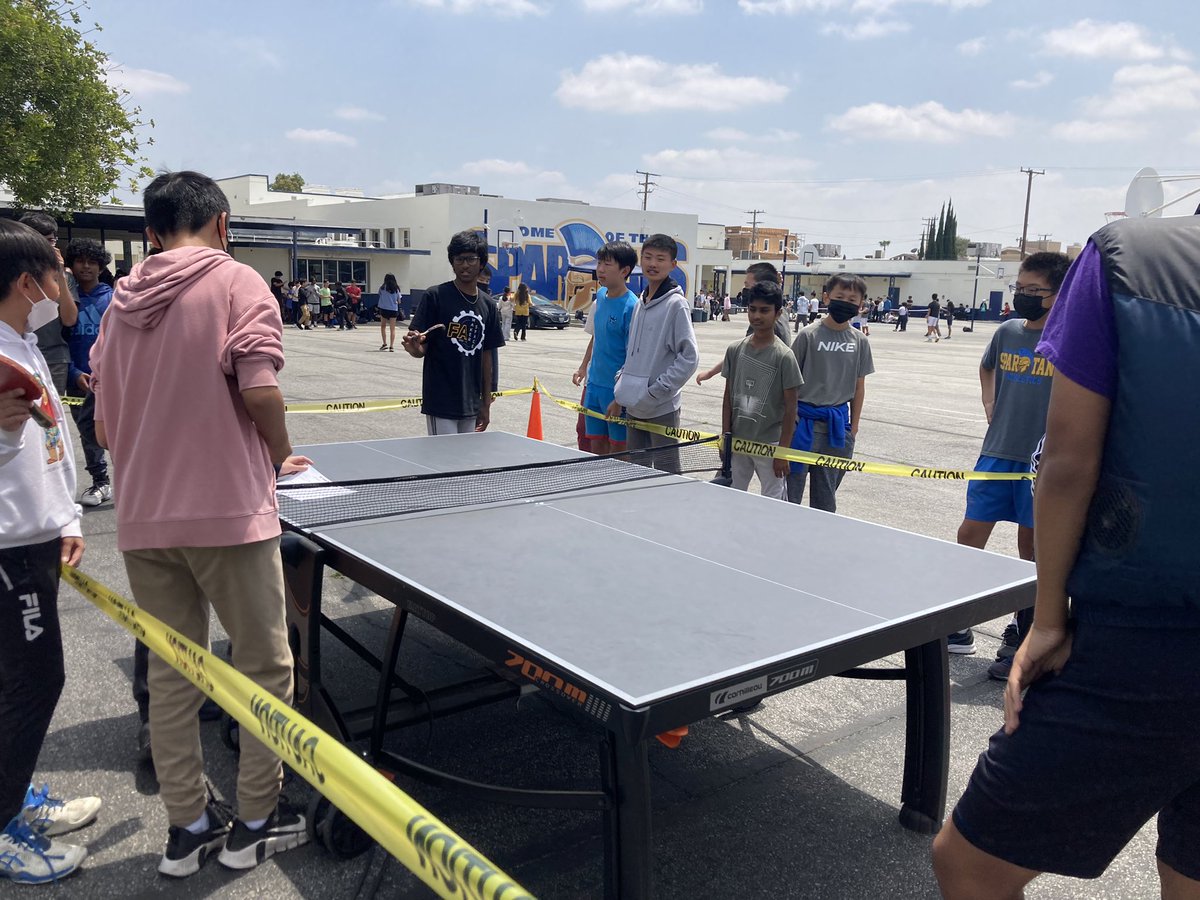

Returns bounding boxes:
[745,261,780,285]
[17,212,58,238]
[382,273,399,293]
[1020,251,1071,292]
[0,220,58,300]
[597,240,637,275]
[931,293,938,301]
[64,237,112,269]
[747,279,784,311]
[823,273,867,300]
[447,230,488,265]
[143,171,231,238]
[516,283,530,304]
[641,233,677,261]
[274,270,283,277]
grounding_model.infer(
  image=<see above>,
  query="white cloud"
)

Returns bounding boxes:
[706,126,799,142]
[335,106,385,122]
[408,0,546,14]
[740,0,986,11]
[706,127,751,142]
[1189,128,1200,145]
[1010,70,1053,89]
[738,0,840,11]
[1051,120,1139,142]
[822,16,909,39]
[827,100,1015,142]
[460,158,537,176]
[1041,19,1185,62]
[582,0,702,12]
[957,36,985,56]
[556,54,788,112]
[285,128,357,147]
[231,37,282,68]
[1084,64,1200,118]
[105,64,189,96]
[642,146,817,180]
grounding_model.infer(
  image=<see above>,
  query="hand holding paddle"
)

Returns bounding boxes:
[401,323,444,358]
[0,358,53,430]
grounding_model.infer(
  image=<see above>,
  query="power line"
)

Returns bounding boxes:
[746,209,764,258]
[636,170,660,211]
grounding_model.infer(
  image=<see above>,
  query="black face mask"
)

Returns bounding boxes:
[1013,292,1049,321]
[827,299,858,324]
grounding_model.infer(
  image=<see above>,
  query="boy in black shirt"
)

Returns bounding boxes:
[403,231,504,434]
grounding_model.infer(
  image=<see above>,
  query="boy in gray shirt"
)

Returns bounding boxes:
[721,280,803,499]
[788,274,875,512]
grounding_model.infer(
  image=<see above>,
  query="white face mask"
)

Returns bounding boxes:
[25,288,59,333]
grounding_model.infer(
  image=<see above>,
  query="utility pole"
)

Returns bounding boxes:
[636,170,660,211]
[1019,167,1044,260]
[746,209,764,259]
[920,217,936,258]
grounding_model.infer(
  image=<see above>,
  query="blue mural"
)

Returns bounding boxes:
[484,220,689,313]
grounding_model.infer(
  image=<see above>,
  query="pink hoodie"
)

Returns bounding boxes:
[91,246,284,551]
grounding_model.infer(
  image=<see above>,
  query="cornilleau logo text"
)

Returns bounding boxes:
[710,676,767,711]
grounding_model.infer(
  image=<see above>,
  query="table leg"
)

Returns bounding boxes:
[898,637,950,834]
[601,737,653,899]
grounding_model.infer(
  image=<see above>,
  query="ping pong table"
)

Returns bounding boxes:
[277,431,1035,898]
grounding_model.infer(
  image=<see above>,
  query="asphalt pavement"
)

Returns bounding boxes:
[28,312,1158,899]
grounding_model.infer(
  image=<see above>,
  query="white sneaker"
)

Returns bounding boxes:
[79,483,112,507]
[924,336,933,342]
[23,784,102,837]
[0,816,86,884]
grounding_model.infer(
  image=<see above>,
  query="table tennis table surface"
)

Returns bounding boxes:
[281,431,1034,713]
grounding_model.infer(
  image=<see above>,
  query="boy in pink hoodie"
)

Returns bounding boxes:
[90,171,310,878]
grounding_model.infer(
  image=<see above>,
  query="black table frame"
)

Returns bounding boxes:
[280,531,1033,898]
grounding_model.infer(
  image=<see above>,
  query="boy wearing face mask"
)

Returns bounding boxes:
[786,273,875,512]
[947,251,1070,656]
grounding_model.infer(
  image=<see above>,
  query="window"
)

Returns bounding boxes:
[778,239,785,252]
[385,229,396,249]
[298,257,369,286]
[762,238,769,251]
[400,228,411,248]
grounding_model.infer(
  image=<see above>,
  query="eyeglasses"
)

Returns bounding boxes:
[451,255,481,266]
[1007,283,1054,297]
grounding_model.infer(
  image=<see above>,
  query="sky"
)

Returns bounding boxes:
[89,0,1200,257]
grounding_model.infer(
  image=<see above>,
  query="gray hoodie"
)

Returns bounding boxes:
[612,279,698,419]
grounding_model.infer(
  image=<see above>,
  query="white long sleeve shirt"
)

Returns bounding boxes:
[0,322,82,548]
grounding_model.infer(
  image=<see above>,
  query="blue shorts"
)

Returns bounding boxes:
[964,455,1034,528]
[582,383,626,444]
[952,619,1200,880]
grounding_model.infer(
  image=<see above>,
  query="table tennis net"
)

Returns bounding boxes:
[278,438,722,529]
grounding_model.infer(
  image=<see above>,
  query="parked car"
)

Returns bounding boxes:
[529,293,570,329]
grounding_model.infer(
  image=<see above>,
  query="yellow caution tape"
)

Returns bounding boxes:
[61,566,535,900]
[60,395,83,407]
[284,387,533,414]
[536,383,1031,481]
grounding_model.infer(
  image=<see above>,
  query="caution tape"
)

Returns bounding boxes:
[536,382,1031,482]
[284,387,533,414]
[60,395,83,407]
[61,566,535,900]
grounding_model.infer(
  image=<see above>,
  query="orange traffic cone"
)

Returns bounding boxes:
[526,388,543,440]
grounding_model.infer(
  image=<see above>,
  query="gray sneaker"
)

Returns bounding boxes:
[218,801,308,870]
[79,483,112,507]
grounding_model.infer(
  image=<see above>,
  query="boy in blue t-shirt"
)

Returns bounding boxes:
[572,241,638,455]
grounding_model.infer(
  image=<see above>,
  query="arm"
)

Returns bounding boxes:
[241,386,292,466]
[476,352,493,432]
[980,365,996,423]
[776,386,799,477]
[696,362,722,386]
[649,305,698,398]
[573,337,594,386]
[721,378,732,434]
[56,257,78,327]
[1004,372,1110,734]
[849,377,866,438]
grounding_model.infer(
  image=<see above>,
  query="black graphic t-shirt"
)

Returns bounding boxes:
[411,282,505,419]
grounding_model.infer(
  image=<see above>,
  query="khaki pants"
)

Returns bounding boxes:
[123,538,293,826]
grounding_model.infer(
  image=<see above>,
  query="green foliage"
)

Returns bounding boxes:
[269,172,306,192]
[954,236,971,259]
[0,0,153,214]
[922,199,960,260]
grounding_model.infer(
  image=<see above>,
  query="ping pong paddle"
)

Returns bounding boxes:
[0,357,54,429]
[710,432,733,487]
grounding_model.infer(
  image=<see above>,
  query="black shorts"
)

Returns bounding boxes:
[378,308,398,319]
[952,619,1200,880]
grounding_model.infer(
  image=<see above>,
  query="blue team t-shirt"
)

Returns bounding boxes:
[587,287,637,389]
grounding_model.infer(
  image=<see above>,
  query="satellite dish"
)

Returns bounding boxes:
[1125,167,1164,218]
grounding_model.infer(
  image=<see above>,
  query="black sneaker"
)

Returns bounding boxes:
[947,629,976,655]
[987,656,1013,681]
[218,802,308,870]
[158,799,233,878]
[996,621,1020,660]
